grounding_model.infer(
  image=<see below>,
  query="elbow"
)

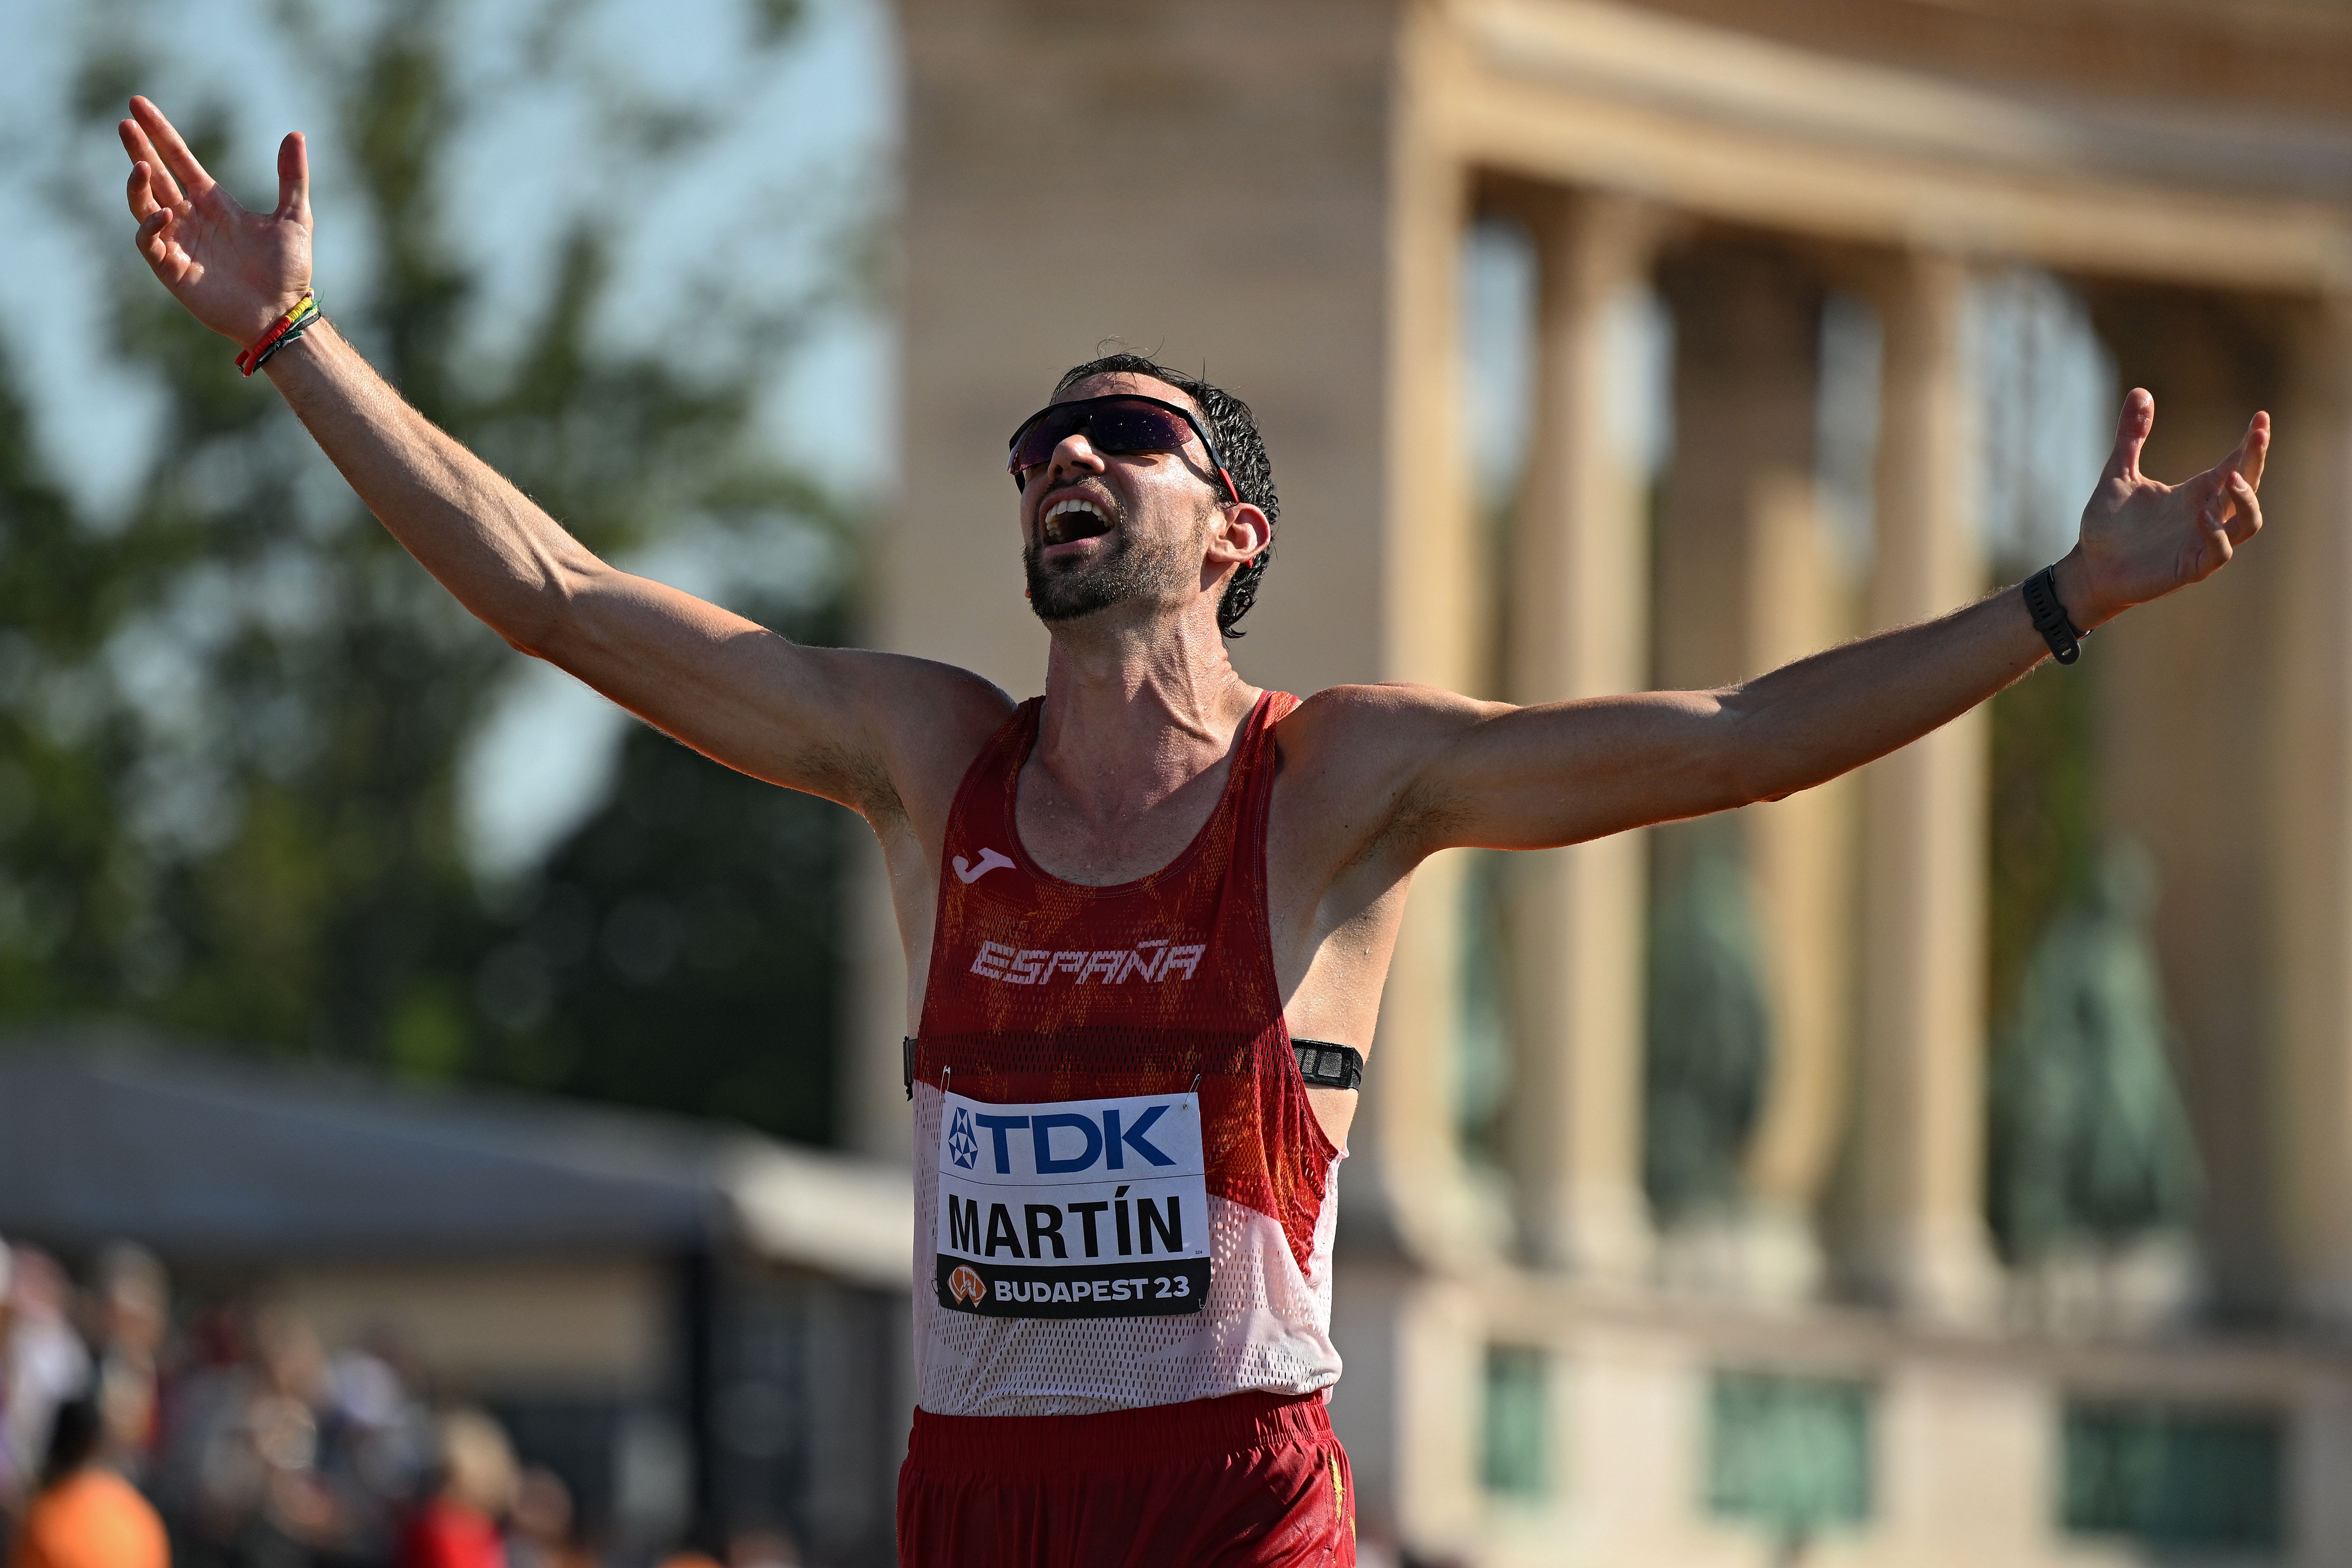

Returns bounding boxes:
[1687,695,1773,812]
[501,593,569,661]
[501,563,595,662]
[1713,756,1775,813]
[1710,703,1813,811]
[1720,744,1843,810]
[1719,736,1828,811]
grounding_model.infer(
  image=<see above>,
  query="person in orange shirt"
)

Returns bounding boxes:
[7,1398,167,1568]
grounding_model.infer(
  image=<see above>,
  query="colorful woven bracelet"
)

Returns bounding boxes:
[235,293,319,376]
[247,300,325,374]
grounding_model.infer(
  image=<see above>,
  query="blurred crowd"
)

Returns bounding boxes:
[0,1238,786,1568]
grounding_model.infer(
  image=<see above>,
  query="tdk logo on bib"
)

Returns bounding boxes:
[933,1089,1210,1319]
[946,1107,981,1170]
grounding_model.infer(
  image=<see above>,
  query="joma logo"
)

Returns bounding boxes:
[969,936,1207,985]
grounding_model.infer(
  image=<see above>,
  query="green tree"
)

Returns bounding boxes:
[0,0,857,1142]
[470,648,849,1142]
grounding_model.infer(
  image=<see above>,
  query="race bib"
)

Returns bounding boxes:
[933,1088,1210,1318]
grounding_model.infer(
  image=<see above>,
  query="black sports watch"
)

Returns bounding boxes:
[2022,565,2089,665]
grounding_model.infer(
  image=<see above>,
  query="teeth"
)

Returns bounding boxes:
[1042,496,1107,546]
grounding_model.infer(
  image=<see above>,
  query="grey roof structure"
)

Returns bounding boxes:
[0,1033,911,1287]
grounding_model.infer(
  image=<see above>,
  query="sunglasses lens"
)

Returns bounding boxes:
[1009,398,1196,484]
[1010,407,1082,477]
[1087,403,1194,456]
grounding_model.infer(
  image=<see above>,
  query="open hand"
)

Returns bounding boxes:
[2062,389,2267,628]
[120,96,312,347]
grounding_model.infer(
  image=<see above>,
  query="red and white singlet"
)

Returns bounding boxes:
[908,690,1345,1417]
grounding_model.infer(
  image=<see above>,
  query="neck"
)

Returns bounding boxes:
[1034,600,1258,818]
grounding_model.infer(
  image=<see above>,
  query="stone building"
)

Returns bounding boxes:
[851,1,2352,1561]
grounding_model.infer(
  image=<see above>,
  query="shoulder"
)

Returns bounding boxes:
[799,649,1020,824]
[822,648,1018,728]
[1269,684,1508,863]
[860,653,1021,776]
[1274,682,1504,775]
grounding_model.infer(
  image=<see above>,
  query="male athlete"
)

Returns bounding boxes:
[118,96,2268,1566]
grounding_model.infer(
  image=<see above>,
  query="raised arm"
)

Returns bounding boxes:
[1379,388,2267,858]
[116,97,1005,820]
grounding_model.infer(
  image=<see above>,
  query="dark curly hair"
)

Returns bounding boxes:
[1051,352,1277,638]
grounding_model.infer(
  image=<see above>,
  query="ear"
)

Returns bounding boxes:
[1207,501,1271,566]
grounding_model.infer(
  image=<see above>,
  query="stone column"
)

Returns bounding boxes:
[1501,189,1661,1283]
[1362,139,1500,1266]
[1844,251,2002,1323]
[2089,287,2283,1318]
[1739,472,1860,1297]
[2267,299,2352,1327]
[1651,240,1855,1300]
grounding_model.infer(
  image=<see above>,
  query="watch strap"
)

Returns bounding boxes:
[2023,565,2087,666]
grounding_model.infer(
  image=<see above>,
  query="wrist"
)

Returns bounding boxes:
[258,314,332,379]
[229,287,312,347]
[2049,549,2109,632]
[239,294,323,377]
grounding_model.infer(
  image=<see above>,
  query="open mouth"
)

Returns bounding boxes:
[1041,495,1114,548]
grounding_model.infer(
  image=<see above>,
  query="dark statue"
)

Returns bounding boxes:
[1991,839,2199,1259]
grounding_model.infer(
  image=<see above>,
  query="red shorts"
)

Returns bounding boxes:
[897,1391,1355,1568]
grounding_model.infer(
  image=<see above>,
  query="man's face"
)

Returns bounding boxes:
[1019,373,1227,626]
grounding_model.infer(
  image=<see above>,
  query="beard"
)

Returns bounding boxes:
[1023,513,1197,624]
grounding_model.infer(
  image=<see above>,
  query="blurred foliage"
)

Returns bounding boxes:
[0,0,857,1143]
[468,613,850,1140]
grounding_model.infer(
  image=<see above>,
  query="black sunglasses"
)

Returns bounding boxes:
[1006,394,1241,505]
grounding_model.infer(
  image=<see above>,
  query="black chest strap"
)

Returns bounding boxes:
[906,1034,1363,1098]
[1293,1039,1364,1090]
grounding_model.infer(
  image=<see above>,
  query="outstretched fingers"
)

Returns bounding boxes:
[2224,472,2265,546]
[2181,411,2272,542]
[124,159,160,224]
[2103,387,2155,486]
[2230,410,2271,492]
[118,118,185,210]
[125,163,173,267]
[127,96,215,198]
